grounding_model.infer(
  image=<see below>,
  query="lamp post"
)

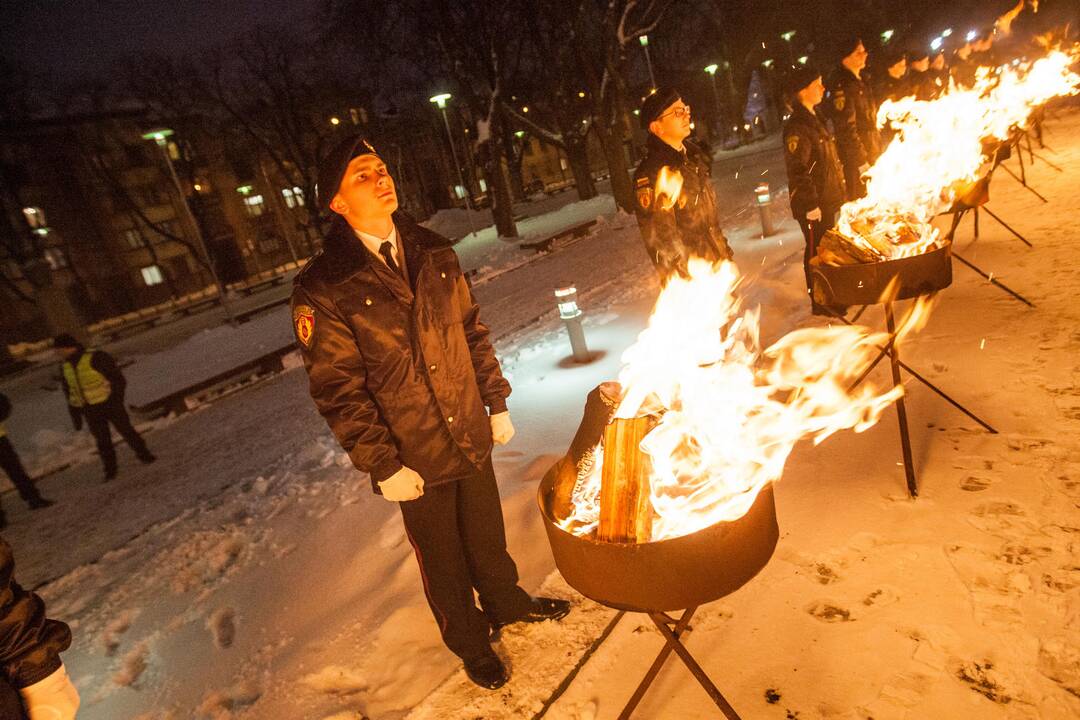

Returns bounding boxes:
[141,128,235,323]
[704,64,724,144]
[429,93,478,240]
[639,35,657,90]
[555,282,591,363]
[754,182,775,237]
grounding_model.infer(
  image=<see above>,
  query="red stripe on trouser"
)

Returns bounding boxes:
[403,522,450,636]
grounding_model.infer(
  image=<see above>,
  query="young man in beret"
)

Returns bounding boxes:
[825,35,881,200]
[632,87,733,281]
[291,135,569,690]
[782,66,848,315]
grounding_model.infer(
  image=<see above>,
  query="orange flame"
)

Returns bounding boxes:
[655,166,683,211]
[560,260,936,541]
[836,49,1080,260]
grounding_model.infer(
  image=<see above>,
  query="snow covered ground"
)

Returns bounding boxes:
[3,109,1080,719]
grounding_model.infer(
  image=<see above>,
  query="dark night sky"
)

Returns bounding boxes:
[2,0,315,84]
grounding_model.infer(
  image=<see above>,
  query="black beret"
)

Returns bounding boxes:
[639,87,682,129]
[835,32,864,60]
[783,64,822,97]
[316,134,381,212]
[881,46,907,68]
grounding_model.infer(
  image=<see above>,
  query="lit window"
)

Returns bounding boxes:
[123,228,144,249]
[281,186,305,209]
[22,207,47,228]
[141,265,164,286]
[43,247,68,270]
[243,195,265,217]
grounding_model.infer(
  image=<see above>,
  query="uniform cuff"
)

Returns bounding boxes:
[369,458,403,487]
[487,398,508,415]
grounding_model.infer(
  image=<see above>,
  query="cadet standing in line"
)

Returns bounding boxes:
[632,87,733,281]
[55,335,155,481]
[875,47,909,104]
[825,34,881,200]
[782,65,848,315]
[0,393,53,529]
[906,46,937,101]
[292,135,569,690]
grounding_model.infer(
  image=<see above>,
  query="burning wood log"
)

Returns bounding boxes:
[597,415,657,543]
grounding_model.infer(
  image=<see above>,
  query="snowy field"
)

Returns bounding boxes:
[2,109,1080,719]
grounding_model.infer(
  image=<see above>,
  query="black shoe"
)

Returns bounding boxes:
[493,597,572,635]
[104,469,117,482]
[138,453,156,465]
[28,498,54,510]
[464,652,509,690]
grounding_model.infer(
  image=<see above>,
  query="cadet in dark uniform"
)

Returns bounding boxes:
[55,335,155,481]
[0,537,79,719]
[782,66,848,315]
[929,48,949,96]
[906,47,937,101]
[0,393,54,529]
[292,135,569,690]
[951,38,979,88]
[875,48,909,104]
[825,35,881,200]
[633,87,733,281]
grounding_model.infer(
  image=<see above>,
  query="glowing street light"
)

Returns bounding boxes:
[930,36,944,51]
[704,64,723,139]
[428,93,477,239]
[966,29,978,42]
[762,59,774,69]
[329,116,341,126]
[881,29,895,43]
[780,30,796,42]
[798,55,809,65]
[638,34,657,90]
[140,127,234,322]
[555,282,591,363]
[942,28,953,38]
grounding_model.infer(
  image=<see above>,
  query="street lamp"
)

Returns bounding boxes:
[780,30,796,43]
[754,182,775,237]
[704,64,724,142]
[555,282,591,363]
[141,127,235,322]
[429,93,478,239]
[881,29,895,43]
[638,35,657,90]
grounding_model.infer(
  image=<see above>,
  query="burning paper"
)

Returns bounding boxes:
[827,49,1080,263]
[559,260,934,541]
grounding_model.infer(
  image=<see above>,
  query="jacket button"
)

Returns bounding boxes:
[429,364,437,372]
[441,271,447,279]
[447,416,454,423]
[365,298,373,306]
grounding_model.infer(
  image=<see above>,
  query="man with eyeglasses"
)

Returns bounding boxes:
[825,34,881,200]
[633,87,733,281]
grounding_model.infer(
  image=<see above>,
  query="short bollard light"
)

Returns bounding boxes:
[755,181,775,238]
[555,283,591,363]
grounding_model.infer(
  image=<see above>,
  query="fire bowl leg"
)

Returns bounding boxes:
[617,607,742,720]
[885,303,919,498]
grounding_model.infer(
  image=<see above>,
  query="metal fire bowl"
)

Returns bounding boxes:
[538,476,779,613]
[810,241,953,308]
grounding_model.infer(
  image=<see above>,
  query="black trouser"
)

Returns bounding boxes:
[843,164,866,201]
[0,677,28,719]
[398,457,533,661]
[83,397,151,475]
[798,209,840,313]
[0,437,44,510]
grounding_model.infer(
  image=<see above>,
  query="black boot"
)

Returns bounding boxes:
[28,498,54,510]
[464,651,509,690]
[491,597,571,636]
[137,451,156,464]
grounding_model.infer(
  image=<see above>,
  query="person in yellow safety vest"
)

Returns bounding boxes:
[0,393,54,530]
[54,335,155,481]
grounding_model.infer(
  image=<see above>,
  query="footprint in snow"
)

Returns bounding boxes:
[805,601,854,623]
[959,475,992,492]
[951,659,1014,704]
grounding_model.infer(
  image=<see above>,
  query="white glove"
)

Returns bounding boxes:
[19,664,80,720]
[490,412,515,445]
[806,207,823,222]
[378,466,425,502]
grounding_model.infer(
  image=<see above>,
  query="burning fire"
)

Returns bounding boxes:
[560,260,934,541]
[833,48,1080,261]
[655,166,684,210]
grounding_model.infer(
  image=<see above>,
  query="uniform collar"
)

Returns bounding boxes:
[647,132,688,164]
[353,224,401,268]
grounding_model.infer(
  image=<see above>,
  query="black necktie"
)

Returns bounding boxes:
[379,240,403,279]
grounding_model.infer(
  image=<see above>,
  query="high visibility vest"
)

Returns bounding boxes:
[63,352,112,407]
